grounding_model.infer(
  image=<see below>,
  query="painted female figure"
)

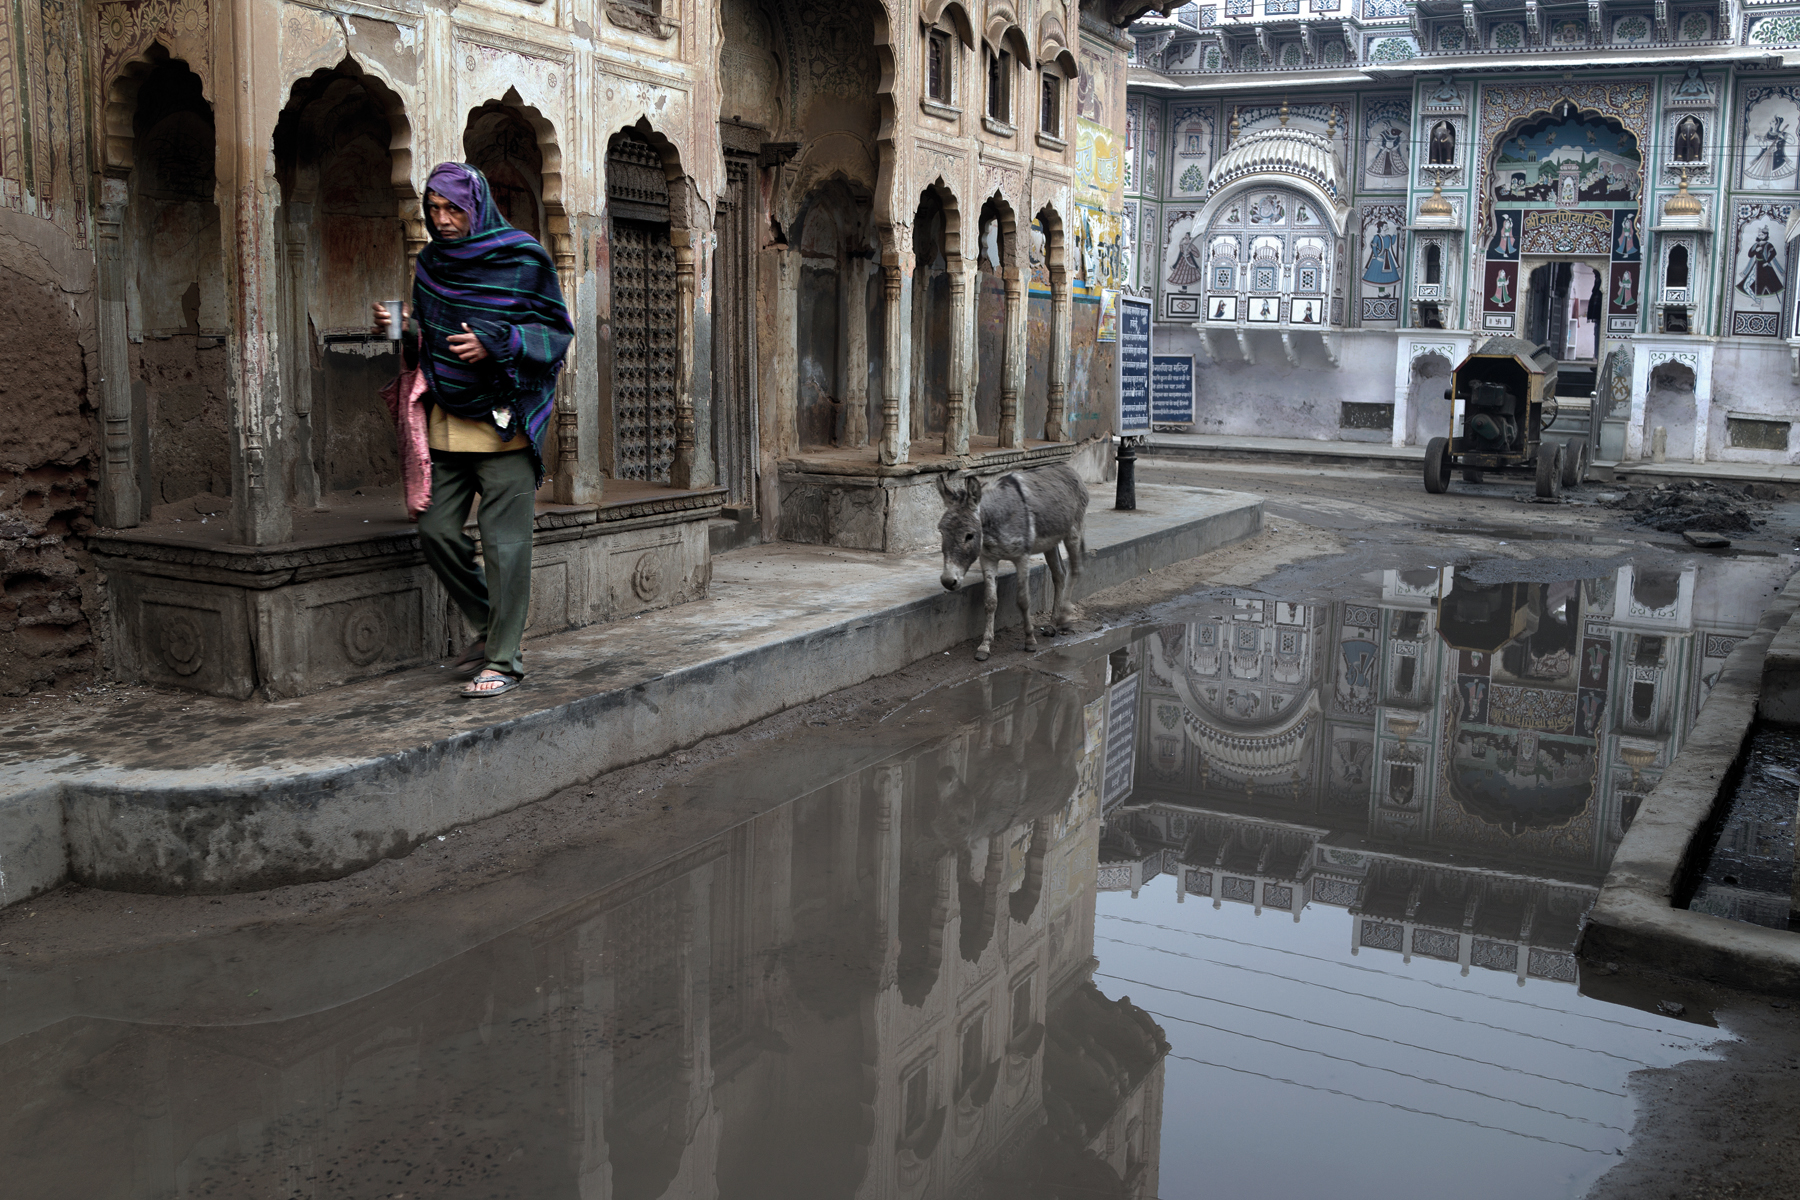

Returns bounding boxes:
[1737,228,1785,297]
[1490,267,1513,307]
[1614,268,1635,309]
[1362,219,1402,285]
[1615,212,1639,260]
[1746,114,1795,181]
[1167,230,1204,286]
[1488,212,1517,259]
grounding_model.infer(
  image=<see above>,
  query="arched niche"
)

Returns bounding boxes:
[122,51,231,511]
[973,193,1017,439]
[909,183,962,440]
[463,91,569,281]
[1023,203,1066,441]
[1405,350,1454,445]
[719,0,785,132]
[272,58,416,499]
[792,178,879,448]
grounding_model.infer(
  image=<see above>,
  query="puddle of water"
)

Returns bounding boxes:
[2,555,1790,1198]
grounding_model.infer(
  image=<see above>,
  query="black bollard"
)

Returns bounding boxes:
[1115,436,1137,510]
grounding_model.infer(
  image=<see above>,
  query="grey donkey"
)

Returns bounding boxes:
[936,463,1089,661]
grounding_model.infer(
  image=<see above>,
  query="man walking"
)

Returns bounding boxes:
[374,163,573,697]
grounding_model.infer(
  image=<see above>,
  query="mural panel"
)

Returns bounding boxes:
[1739,86,1800,192]
[1167,102,1215,197]
[1361,94,1411,192]
[1730,200,1793,337]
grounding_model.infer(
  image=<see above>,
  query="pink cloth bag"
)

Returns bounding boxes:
[380,368,433,522]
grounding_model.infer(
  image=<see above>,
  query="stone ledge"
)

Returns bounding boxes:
[1578,570,1800,997]
[0,484,1262,902]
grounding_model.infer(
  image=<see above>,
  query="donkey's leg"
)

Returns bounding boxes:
[1015,554,1038,648]
[975,558,998,661]
[1056,526,1084,627]
[1043,545,1066,636]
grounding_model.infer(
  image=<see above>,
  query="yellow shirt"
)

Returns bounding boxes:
[427,405,531,453]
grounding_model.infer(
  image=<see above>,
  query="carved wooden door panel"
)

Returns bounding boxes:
[610,219,678,483]
[711,156,759,509]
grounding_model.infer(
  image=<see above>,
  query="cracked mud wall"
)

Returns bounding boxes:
[0,218,101,695]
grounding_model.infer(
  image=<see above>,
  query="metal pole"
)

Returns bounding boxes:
[1115,435,1138,510]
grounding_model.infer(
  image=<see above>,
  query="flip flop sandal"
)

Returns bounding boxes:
[459,670,520,698]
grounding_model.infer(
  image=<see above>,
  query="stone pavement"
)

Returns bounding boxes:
[0,482,1261,906]
[1146,430,1800,487]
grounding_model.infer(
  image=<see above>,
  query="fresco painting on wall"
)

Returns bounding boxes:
[1168,104,1215,196]
[1740,88,1800,191]
[1361,95,1411,191]
[1484,260,1516,311]
[1144,103,1161,197]
[1730,202,1793,335]
[1611,209,1641,261]
[1607,263,1638,315]
[1491,112,1640,207]
[1487,211,1520,259]
[1358,203,1405,322]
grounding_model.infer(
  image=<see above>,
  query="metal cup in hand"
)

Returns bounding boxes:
[384,300,404,340]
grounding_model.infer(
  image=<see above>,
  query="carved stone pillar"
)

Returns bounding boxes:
[281,202,320,510]
[1046,264,1071,441]
[224,0,291,545]
[670,230,698,489]
[881,253,910,465]
[844,256,870,446]
[94,175,141,528]
[549,238,587,504]
[944,261,969,457]
[1001,269,1025,449]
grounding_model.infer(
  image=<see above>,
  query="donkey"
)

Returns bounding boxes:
[936,462,1089,661]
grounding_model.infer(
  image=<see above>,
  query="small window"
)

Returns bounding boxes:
[988,49,1012,124]
[959,1019,985,1091]
[1424,244,1442,285]
[903,1065,932,1135]
[1010,977,1033,1039]
[1667,244,1689,288]
[1039,72,1061,136]
[927,31,953,103]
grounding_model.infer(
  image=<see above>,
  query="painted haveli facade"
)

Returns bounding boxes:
[0,0,1154,697]
[1125,0,1800,462]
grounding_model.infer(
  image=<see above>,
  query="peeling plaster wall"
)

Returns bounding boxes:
[0,220,100,695]
[1156,323,1400,440]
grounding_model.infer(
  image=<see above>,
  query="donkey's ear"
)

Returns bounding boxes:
[964,476,983,505]
[935,473,957,503]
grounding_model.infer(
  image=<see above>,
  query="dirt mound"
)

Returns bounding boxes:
[1603,479,1770,533]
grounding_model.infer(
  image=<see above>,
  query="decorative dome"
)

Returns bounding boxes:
[1418,181,1453,220]
[1665,172,1703,218]
[1204,124,1347,211]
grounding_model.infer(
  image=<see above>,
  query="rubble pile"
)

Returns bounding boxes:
[1603,479,1774,533]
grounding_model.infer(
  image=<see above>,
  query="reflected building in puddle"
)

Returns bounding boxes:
[2,668,1166,1200]
[1104,562,1770,984]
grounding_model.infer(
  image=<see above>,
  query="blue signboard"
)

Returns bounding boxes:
[1116,294,1153,436]
[1151,354,1194,425]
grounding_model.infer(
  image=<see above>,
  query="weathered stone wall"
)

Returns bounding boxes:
[0,224,101,695]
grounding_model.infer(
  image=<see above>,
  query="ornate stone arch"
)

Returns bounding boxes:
[464,90,571,277]
[920,0,976,47]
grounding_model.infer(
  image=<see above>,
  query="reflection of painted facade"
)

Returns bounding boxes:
[1100,560,1769,984]
[1124,9,1800,464]
[2,667,1167,1197]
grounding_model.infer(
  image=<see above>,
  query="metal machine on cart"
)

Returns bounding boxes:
[1422,338,1596,498]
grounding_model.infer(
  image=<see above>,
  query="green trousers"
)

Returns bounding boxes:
[418,449,537,676]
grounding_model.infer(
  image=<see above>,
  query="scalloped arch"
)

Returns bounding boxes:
[920,0,976,48]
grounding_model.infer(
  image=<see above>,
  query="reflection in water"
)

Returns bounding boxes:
[1108,561,1769,977]
[1,669,1166,1200]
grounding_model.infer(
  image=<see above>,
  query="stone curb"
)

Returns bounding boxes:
[1,490,1261,901]
[1578,571,1800,996]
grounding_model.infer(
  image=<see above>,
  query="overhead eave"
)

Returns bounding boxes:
[1129,65,1375,93]
[1363,45,1788,77]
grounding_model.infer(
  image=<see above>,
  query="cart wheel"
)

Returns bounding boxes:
[1461,468,1485,484]
[1423,437,1452,494]
[1560,438,1588,487]
[1535,443,1564,499]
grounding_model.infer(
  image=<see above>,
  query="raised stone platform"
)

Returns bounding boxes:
[778,437,1088,552]
[0,482,1260,903]
[91,481,724,700]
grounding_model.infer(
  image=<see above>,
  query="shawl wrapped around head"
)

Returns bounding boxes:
[413,162,573,482]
